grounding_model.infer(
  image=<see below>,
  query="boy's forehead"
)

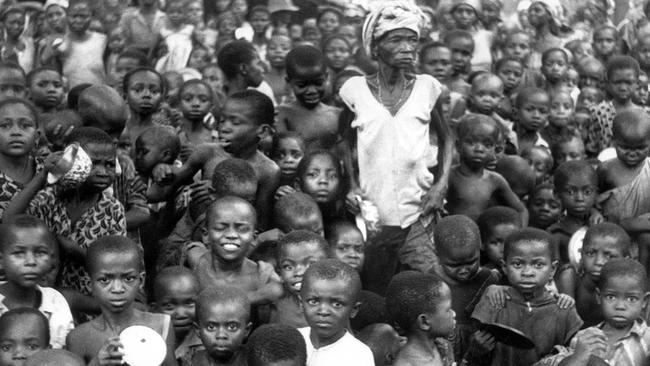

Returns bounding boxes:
[181,82,210,95]
[524,92,549,104]
[302,274,356,297]
[600,274,645,292]
[199,299,249,321]
[508,239,552,258]
[33,69,61,81]
[83,142,117,158]
[210,200,256,221]
[129,71,161,86]
[291,65,326,80]
[280,241,327,258]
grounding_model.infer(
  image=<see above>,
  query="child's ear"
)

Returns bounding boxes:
[349,301,361,319]
[257,124,273,141]
[201,226,208,243]
[385,352,396,365]
[139,271,146,290]
[244,321,253,338]
[239,63,249,76]
[416,313,431,331]
[549,260,558,279]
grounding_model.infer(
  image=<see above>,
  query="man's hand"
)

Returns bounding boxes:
[420,183,447,216]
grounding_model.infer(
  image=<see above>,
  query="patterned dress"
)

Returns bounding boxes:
[0,157,43,222]
[27,187,126,295]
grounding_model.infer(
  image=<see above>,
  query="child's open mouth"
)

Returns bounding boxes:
[221,243,240,251]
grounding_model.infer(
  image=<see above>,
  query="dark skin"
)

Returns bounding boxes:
[340,28,453,217]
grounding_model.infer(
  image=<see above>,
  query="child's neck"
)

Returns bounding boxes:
[613,98,634,110]
[402,331,442,362]
[140,3,157,13]
[63,186,100,205]
[211,255,245,274]
[295,99,322,110]
[0,282,39,309]
[458,160,484,176]
[517,285,547,302]
[232,142,259,161]
[0,153,30,173]
[129,110,155,128]
[182,116,207,133]
[269,65,284,75]
[100,305,139,335]
[252,33,266,44]
[224,78,248,96]
[68,30,90,40]
[602,321,634,343]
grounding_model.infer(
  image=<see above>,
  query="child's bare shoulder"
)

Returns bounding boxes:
[251,151,281,179]
[132,310,170,336]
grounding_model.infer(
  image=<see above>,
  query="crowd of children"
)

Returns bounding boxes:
[3,0,650,365]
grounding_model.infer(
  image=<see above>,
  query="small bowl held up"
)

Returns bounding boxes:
[47,143,92,189]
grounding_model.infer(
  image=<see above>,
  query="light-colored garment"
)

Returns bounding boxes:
[470,29,493,72]
[155,25,194,73]
[61,32,107,88]
[340,74,441,228]
[119,9,169,52]
[534,319,650,366]
[299,327,375,366]
[600,158,650,223]
[0,286,74,349]
[252,80,278,106]
[361,1,424,57]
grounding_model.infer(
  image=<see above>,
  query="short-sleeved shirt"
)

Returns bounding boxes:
[27,187,127,295]
[298,327,374,366]
[0,157,43,222]
[471,287,583,366]
[0,285,74,349]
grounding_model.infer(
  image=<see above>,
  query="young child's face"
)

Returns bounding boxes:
[420,47,453,82]
[470,77,503,114]
[218,17,236,36]
[188,49,209,71]
[329,228,365,271]
[206,201,256,263]
[0,103,37,158]
[573,42,594,61]
[218,99,262,155]
[202,66,224,97]
[634,74,649,105]
[135,134,166,176]
[555,138,586,165]
[67,3,91,34]
[4,12,25,39]
[250,10,270,35]
[549,93,573,128]
[273,136,304,181]
[288,65,327,109]
[196,300,251,361]
[452,4,477,29]
[0,69,27,102]
[215,0,230,12]
[598,275,648,330]
[503,240,557,298]
[0,315,48,366]
[267,35,292,69]
[557,172,597,217]
[338,25,358,49]
[525,148,553,182]
[518,92,549,132]
[593,28,616,58]
[578,87,602,109]
[30,70,64,110]
[449,38,473,74]
[324,38,350,71]
[83,142,117,192]
[1,227,54,289]
[113,56,140,88]
[483,223,519,265]
[609,68,638,104]
[283,211,324,236]
[180,83,212,121]
[186,1,203,25]
[155,275,199,337]
[425,282,456,338]
[278,242,327,294]
[90,250,143,314]
[317,11,339,35]
[542,51,568,83]
[528,188,561,229]
[457,121,498,169]
[126,71,163,116]
[579,62,605,89]
[637,39,650,70]
[504,33,531,63]
[438,244,480,283]
[300,154,341,204]
[301,276,358,345]
[581,235,625,280]
[496,60,523,93]
[167,2,185,26]
[563,69,579,91]
[614,125,650,167]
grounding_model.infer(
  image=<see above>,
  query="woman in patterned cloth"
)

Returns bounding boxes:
[338,1,453,295]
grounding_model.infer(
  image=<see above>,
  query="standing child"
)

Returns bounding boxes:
[265,34,292,104]
[66,236,176,366]
[325,221,364,272]
[541,48,570,98]
[592,25,618,65]
[450,0,493,72]
[0,308,50,366]
[276,45,341,150]
[155,0,195,73]
[26,67,64,115]
[272,132,305,187]
[502,30,543,88]
[385,271,456,366]
[122,68,167,154]
[527,183,562,230]
[471,228,583,366]
[299,259,374,366]
[246,324,307,366]
[514,87,551,152]
[478,206,522,270]
[177,79,217,161]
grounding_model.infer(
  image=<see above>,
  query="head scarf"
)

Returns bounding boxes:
[450,0,482,15]
[44,0,68,10]
[530,0,569,30]
[362,1,424,58]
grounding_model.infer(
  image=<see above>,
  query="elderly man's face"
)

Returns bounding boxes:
[374,28,418,69]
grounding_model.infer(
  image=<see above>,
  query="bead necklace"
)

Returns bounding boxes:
[376,72,407,111]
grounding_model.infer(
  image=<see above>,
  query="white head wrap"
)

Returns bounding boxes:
[44,0,68,10]
[362,1,424,58]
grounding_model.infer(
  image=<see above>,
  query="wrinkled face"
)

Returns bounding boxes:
[503,240,556,298]
[483,223,519,265]
[0,103,37,158]
[504,33,531,62]
[470,77,503,114]
[497,60,523,92]
[4,12,25,39]
[527,2,550,28]
[557,173,597,217]
[126,71,164,116]
[155,276,199,336]
[457,121,498,169]
[439,244,480,283]
[90,251,143,314]
[598,275,648,329]
[425,283,456,337]
[528,188,561,229]
[0,315,48,366]
[267,35,292,69]
[542,50,568,83]
[608,68,637,103]
[581,236,624,280]
[197,301,251,361]
[420,47,453,82]
[29,70,64,110]
[329,228,365,271]
[324,38,350,71]
[300,154,341,204]
[593,28,616,57]
[301,278,357,346]
[272,137,304,180]
[518,92,550,132]
[180,83,213,121]
[67,3,91,34]
[555,138,585,165]
[452,4,477,29]
[288,65,327,109]
[374,28,418,69]
[46,4,66,33]
[0,228,54,289]
[549,93,574,128]
[614,127,650,168]
[278,242,327,294]
[206,201,256,263]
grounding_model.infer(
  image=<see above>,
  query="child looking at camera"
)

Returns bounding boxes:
[0,308,50,366]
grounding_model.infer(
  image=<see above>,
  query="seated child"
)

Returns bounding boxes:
[194,196,283,305]
[191,286,251,366]
[298,259,374,366]
[385,271,455,366]
[26,67,64,115]
[325,221,364,272]
[528,183,562,230]
[271,131,306,187]
[357,323,404,366]
[597,109,650,266]
[520,146,553,184]
[276,45,342,150]
[272,230,328,328]
[0,308,50,366]
[246,324,307,366]
[547,161,599,263]
[471,228,583,366]
[556,223,631,328]
[0,215,73,349]
[66,236,175,365]
[550,133,586,166]
[535,258,649,366]
[25,349,84,366]
[432,215,500,361]
[446,114,528,224]
[477,206,522,271]
[153,266,202,364]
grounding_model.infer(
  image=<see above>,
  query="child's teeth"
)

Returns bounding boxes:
[223,244,238,250]
[293,282,302,290]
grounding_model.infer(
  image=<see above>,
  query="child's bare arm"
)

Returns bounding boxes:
[58,288,101,315]
[4,152,61,218]
[422,103,453,215]
[256,167,281,230]
[494,174,529,226]
[249,261,284,305]
[339,108,361,212]
[556,266,576,298]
